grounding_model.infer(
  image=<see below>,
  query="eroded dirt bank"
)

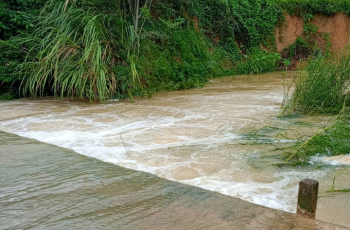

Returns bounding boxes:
[275,13,350,52]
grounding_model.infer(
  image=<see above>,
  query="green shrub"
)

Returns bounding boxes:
[237,49,281,74]
[0,0,48,40]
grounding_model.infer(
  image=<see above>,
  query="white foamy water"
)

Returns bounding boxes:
[0,73,345,214]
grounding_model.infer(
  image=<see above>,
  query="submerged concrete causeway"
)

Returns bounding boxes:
[0,132,348,229]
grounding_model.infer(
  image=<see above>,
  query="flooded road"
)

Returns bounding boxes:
[0,72,349,227]
[0,132,348,229]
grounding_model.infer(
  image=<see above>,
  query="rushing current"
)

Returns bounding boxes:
[1,72,349,227]
[2,132,347,229]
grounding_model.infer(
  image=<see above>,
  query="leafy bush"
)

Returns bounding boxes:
[0,0,47,40]
[237,49,281,74]
[286,37,311,59]
[139,27,228,89]
[231,0,283,48]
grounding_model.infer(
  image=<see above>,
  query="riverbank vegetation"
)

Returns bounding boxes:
[2,0,350,101]
[280,50,350,164]
[283,51,350,116]
[1,0,350,167]
[240,51,350,166]
[0,0,279,101]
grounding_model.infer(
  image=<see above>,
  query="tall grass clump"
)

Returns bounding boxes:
[19,2,122,102]
[282,50,350,115]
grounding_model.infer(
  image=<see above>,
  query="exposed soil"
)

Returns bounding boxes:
[275,13,350,53]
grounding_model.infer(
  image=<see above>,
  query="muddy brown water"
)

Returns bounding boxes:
[0,72,350,228]
[0,132,348,230]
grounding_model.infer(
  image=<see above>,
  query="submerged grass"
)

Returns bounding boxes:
[282,107,350,164]
[326,167,350,193]
[242,126,288,145]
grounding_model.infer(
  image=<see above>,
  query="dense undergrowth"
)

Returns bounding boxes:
[1,0,350,101]
[0,0,280,101]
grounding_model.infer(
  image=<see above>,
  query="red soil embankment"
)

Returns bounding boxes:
[275,13,350,52]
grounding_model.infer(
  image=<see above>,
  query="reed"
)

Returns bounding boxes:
[19,2,121,102]
[282,50,350,115]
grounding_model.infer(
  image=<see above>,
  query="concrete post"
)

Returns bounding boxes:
[297,179,319,219]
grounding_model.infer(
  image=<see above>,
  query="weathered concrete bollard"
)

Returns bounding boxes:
[297,179,319,219]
